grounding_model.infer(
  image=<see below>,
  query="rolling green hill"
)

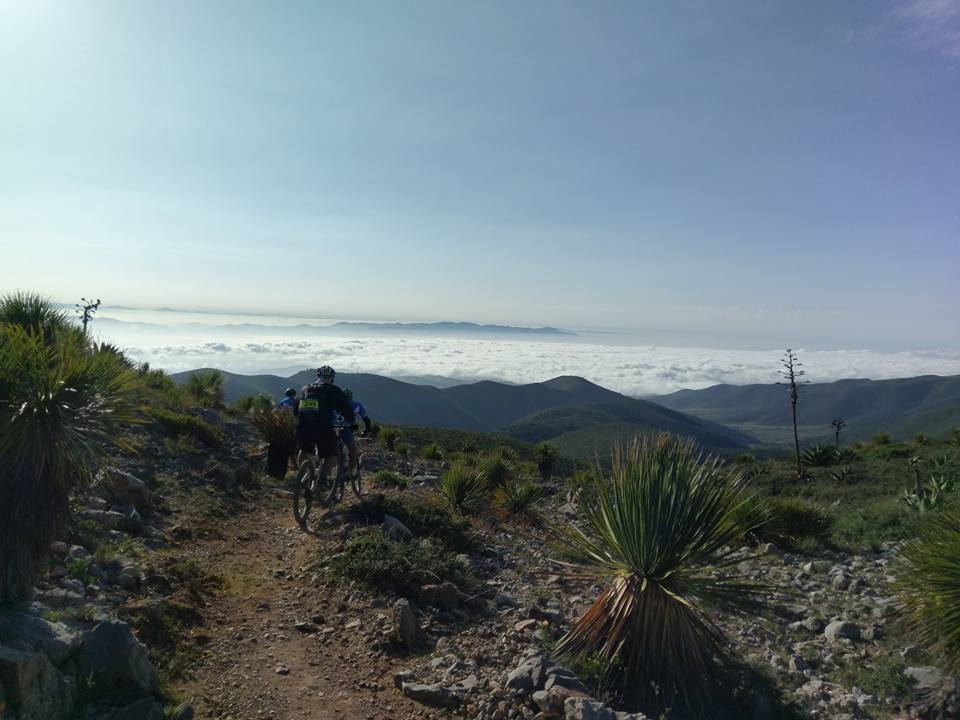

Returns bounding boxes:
[651,374,960,443]
[171,369,752,453]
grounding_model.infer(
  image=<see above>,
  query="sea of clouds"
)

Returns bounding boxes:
[94,315,960,396]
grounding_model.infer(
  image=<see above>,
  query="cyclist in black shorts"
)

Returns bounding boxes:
[293,366,355,478]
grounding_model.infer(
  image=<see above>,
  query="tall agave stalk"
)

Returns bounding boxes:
[0,324,139,600]
[547,434,765,713]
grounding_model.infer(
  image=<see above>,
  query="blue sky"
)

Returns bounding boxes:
[1,0,958,349]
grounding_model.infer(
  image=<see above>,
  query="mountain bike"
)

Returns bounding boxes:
[293,428,362,529]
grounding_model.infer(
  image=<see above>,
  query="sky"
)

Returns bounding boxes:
[1,0,958,351]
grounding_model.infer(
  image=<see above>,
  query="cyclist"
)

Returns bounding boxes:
[336,388,373,475]
[275,387,297,412]
[294,366,355,478]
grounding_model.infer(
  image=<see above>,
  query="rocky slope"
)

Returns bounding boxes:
[2,416,957,720]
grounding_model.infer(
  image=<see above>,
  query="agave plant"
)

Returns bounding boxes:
[437,462,489,514]
[801,442,839,467]
[902,475,952,513]
[0,324,139,600]
[547,434,765,712]
[895,510,960,673]
[184,370,226,409]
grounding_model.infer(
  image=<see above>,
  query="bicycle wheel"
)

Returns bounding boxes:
[293,459,316,529]
[350,452,363,498]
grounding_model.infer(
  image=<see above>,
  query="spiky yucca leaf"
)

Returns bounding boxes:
[0,325,139,600]
[895,510,960,673]
[479,455,512,487]
[0,291,82,346]
[438,463,489,514]
[547,434,765,712]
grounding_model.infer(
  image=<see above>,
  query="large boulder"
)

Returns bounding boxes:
[824,620,860,642]
[0,644,76,720]
[76,621,158,703]
[95,468,153,511]
[0,613,81,666]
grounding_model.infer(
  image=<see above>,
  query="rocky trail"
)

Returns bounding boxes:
[171,490,428,720]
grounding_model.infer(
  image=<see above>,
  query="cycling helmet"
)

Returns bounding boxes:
[317,365,336,383]
[284,387,297,398]
[343,388,353,402]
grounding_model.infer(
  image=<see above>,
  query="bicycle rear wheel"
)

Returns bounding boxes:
[350,453,363,499]
[293,459,316,529]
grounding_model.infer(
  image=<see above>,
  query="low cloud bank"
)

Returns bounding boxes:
[100,328,960,396]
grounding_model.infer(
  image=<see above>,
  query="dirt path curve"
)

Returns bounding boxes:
[172,488,434,720]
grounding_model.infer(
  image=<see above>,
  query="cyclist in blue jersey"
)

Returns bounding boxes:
[334,388,373,476]
[275,387,297,412]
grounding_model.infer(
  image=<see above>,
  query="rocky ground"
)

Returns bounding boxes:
[1,417,958,720]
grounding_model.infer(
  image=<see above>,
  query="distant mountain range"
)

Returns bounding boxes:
[651,374,960,444]
[330,321,573,335]
[170,369,752,457]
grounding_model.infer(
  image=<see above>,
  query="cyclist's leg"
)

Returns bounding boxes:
[342,430,358,471]
[317,430,339,477]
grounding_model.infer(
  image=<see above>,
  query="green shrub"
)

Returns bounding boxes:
[148,408,224,448]
[438,462,489,514]
[373,470,408,490]
[872,432,894,446]
[895,511,960,673]
[548,434,764,713]
[0,304,139,601]
[734,453,757,465]
[766,498,834,548]
[331,531,474,594]
[379,426,401,451]
[420,443,443,460]
[232,394,273,413]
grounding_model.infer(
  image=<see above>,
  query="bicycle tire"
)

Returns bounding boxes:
[350,453,363,498]
[293,459,316,529]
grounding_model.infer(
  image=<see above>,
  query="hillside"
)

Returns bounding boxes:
[651,374,960,443]
[503,400,756,460]
[172,370,751,452]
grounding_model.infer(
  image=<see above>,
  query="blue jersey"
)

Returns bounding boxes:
[275,396,296,411]
[334,401,368,427]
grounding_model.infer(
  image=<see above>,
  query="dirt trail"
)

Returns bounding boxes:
[172,489,433,720]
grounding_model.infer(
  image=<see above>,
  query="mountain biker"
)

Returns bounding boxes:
[275,387,297,412]
[294,366,355,478]
[336,388,373,475]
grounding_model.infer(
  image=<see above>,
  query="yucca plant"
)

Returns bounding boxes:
[535,443,556,481]
[547,434,765,713]
[379,426,401,451]
[895,510,960,674]
[494,479,543,520]
[479,455,512,487]
[184,370,226,409]
[0,291,78,345]
[0,325,139,601]
[437,462,489,514]
[250,409,297,478]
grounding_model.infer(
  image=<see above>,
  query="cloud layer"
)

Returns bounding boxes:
[101,325,960,396]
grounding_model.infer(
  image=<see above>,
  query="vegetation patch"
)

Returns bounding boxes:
[148,407,224,448]
[348,494,474,551]
[330,531,475,595]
